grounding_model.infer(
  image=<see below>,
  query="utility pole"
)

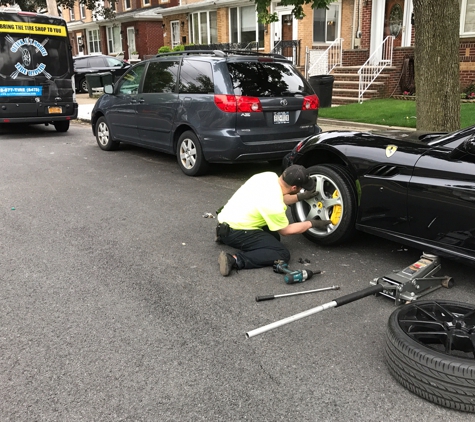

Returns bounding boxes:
[46,0,59,16]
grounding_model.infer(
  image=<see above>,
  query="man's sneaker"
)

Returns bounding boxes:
[218,251,236,276]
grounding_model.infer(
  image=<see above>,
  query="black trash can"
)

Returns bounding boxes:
[85,72,113,97]
[309,74,334,108]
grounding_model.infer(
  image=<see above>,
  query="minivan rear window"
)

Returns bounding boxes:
[227,62,312,97]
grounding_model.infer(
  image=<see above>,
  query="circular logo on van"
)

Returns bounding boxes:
[280,99,288,106]
[6,36,51,79]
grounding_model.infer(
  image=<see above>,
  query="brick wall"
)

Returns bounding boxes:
[340,0,353,50]
[136,21,164,55]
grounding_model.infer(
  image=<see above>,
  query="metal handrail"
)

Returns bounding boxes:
[357,36,394,103]
[305,38,343,78]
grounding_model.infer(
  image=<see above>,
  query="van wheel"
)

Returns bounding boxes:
[53,121,70,132]
[95,117,119,151]
[176,131,209,176]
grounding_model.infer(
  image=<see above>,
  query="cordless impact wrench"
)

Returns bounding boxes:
[273,260,316,284]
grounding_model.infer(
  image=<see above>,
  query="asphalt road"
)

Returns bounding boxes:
[1,121,474,421]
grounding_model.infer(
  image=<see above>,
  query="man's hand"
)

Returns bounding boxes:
[297,189,317,201]
[310,219,332,229]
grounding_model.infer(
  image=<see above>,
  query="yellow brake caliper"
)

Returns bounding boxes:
[330,190,342,225]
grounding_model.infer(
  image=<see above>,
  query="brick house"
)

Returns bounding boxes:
[159,0,475,103]
[63,0,169,60]
[64,0,475,103]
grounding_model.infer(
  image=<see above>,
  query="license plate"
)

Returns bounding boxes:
[274,111,289,124]
[48,106,62,114]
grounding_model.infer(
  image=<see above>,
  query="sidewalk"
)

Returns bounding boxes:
[76,93,98,121]
[75,93,414,133]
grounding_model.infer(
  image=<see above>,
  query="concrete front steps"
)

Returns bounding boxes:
[330,66,396,105]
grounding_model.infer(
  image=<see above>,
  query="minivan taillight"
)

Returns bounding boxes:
[237,96,262,112]
[214,95,262,113]
[302,94,319,110]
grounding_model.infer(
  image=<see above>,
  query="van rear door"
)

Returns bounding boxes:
[0,12,75,120]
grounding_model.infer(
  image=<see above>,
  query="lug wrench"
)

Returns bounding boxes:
[256,285,340,302]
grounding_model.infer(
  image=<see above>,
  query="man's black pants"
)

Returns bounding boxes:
[220,227,290,269]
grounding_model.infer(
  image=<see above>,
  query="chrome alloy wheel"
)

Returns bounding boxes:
[179,137,197,170]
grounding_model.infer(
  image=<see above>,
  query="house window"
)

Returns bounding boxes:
[171,21,180,48]
[230,6,264,47]
[80,4,86,19]
[106,26,121,54]
[124,0,131,10]
[190,11,217,45]
[460,0,475,35]
[313,1,340,43]
[143,0,150,6]
[87,29,101,53]
[70,8,75,21]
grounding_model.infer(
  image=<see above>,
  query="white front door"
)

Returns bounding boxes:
[127,27,136,57]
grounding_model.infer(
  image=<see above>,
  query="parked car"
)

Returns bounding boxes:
[282,126,475,266]
[90,50,320,176]
[73,54,131,93]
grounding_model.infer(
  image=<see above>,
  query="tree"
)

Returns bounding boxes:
[255,0,333,23]
[413,0,460,131]
[255,0,461,132]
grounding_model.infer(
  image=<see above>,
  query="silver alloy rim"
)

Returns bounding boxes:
[97,122,109,146]
[81,79,88,92]
[294,174,342,235]
[179,138,196,170]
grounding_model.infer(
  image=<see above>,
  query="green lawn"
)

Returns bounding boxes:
[318,99,475,129]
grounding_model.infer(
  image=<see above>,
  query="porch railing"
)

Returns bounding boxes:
[305,38,343,78]
[271,40,300,65]
[358,36,394,103]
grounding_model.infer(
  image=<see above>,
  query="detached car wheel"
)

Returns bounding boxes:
[386,300,475,413]
[176,131,209,176]
[95,117,119,151]
[291,164,357,245]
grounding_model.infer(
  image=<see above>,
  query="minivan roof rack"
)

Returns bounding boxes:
[154,50,288,61]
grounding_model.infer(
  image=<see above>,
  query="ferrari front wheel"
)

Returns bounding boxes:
[291,164,357,245]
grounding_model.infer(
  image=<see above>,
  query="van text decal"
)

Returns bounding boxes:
[0,21,66,37]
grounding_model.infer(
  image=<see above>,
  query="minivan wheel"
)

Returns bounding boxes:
[53,120,70,132]
[95,117,119,151]
[176,131,209,176]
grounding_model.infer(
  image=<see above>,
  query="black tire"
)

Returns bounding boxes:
[386,300,475,413]
[95,116,120,151]
[290,164,357,245]
[176,131,209,176]
[53,120,70,132]
[79,77,88,94]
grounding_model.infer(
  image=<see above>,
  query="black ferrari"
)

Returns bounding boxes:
[283,125,475,266]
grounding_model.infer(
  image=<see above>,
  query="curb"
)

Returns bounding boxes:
[318,118,416,132]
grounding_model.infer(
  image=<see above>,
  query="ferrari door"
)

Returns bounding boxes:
[407,135,475,256]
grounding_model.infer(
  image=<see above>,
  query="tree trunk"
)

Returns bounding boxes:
[46,0,59,16]
[413,0,460,131]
